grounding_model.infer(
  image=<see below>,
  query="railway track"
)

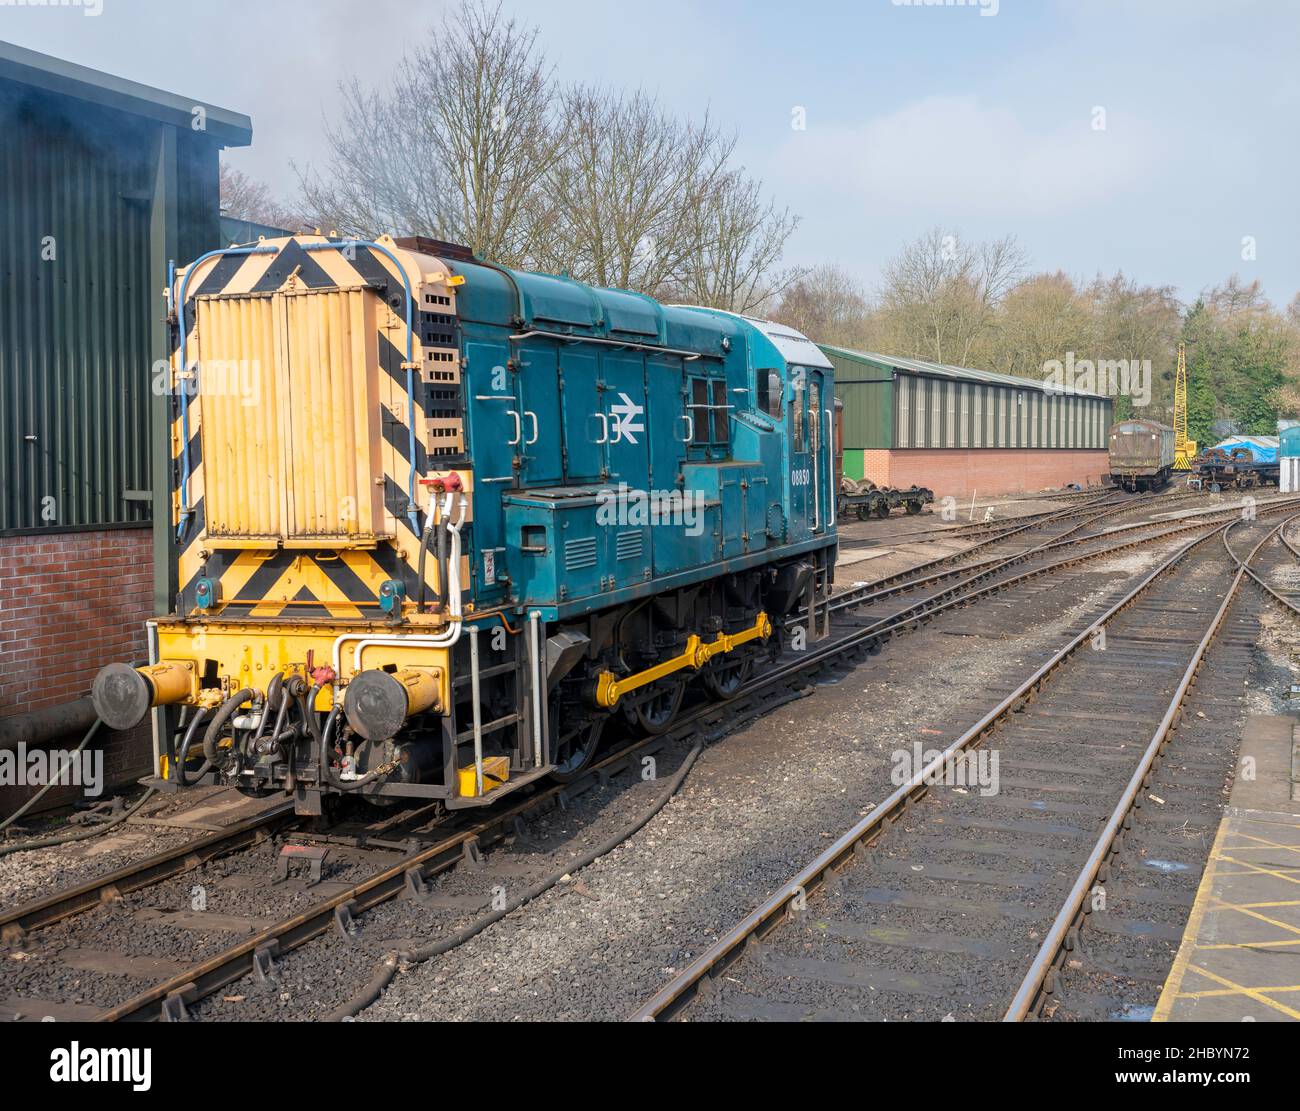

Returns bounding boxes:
[836,487,1207,550]
[837,490,1123,549]
[5,495,1294,1021]
[830,489,1271,615]
[1028,519,1300,1021]
[629,511,1299,1021]
[816,495,1300,651]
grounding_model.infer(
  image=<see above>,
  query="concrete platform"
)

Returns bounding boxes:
[1154,715,1300,1022]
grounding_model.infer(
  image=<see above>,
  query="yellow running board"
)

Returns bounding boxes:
[594,611,772,708]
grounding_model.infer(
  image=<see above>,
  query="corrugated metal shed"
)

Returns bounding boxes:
[0,41,251,553]
[820,346,893,449]
[821,345,1109,398]
[821,344,1112,452]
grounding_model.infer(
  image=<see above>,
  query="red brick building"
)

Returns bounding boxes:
[823,346,1112,501]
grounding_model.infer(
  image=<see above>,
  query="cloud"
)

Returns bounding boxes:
[772,95,1167,220]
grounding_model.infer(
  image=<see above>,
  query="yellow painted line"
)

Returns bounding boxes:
[1181,964,1300,1021]
[1212,900,1300,940]
[1218,855,1300,886]
[1180,984,1300,999]
[1227,830,1300,854]
[1199,939,1300,951]
[1154,815,1230,1022]
[1215,868,1300,878]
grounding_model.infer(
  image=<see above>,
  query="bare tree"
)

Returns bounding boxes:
[984,271,1092,377]
[673,169,802,314]
[295,2,802,300]
[219,164,302,230]
[539,88,732,296]
[1204,274,1272,322]
[877,228,1027,365]
[771,264,873,346]
[298,1,564,265]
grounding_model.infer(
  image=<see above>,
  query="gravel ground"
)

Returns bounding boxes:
[340,538,1186,1021]
[1,821,394,1018]
[0,786,258,908]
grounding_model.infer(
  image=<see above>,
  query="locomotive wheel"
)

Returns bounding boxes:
[633,679,687,735]
[905,499,922,515]
[700,653,753,700]
[856,505,870,521]
[549,713,607,783]
[874,502,890,518]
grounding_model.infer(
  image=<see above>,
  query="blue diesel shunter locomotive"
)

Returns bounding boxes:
[91,234,838,814]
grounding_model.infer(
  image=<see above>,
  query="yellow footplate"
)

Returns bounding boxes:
[458,755,510,797]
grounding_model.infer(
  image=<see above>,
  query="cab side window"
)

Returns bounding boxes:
[791,370,807,453]
[756,370,783,419]
[687,373,732,458]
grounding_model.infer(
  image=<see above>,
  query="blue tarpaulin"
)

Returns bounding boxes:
[1210,435,1279,464]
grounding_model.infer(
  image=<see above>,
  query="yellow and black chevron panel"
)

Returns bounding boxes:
[168,234,464,622]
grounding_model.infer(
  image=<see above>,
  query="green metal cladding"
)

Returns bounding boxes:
[0,42,250,535]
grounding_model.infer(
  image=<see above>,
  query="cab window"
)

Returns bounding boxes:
[756,370,783,419]
[687,374,731,457]
[791,370,807,453]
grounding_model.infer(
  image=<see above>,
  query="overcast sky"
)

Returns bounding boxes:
[5,0,1297,306]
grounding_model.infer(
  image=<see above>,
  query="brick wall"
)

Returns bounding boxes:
[1,527,154,812]
[858,450,894,487]
[874,449,1109,500]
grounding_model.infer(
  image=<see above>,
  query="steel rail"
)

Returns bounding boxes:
[96,739,661,1021]
[94,676,810,1022]
[627,510,1290,1022]
[840,487,1210,550]
[836,491,1120,548]
[1238,516,1300,617]
[836,491,1123,559]
[824,496,1266,622]
[793,498,1300,679]
[1002,513,1300,1021]
[824,489,1285,618]
[0,802,295,943]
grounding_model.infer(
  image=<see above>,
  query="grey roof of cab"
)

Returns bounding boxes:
[673,307,832,369]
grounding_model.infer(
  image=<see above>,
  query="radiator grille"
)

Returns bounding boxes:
[564,536,599,571]
[615,530,643,561]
